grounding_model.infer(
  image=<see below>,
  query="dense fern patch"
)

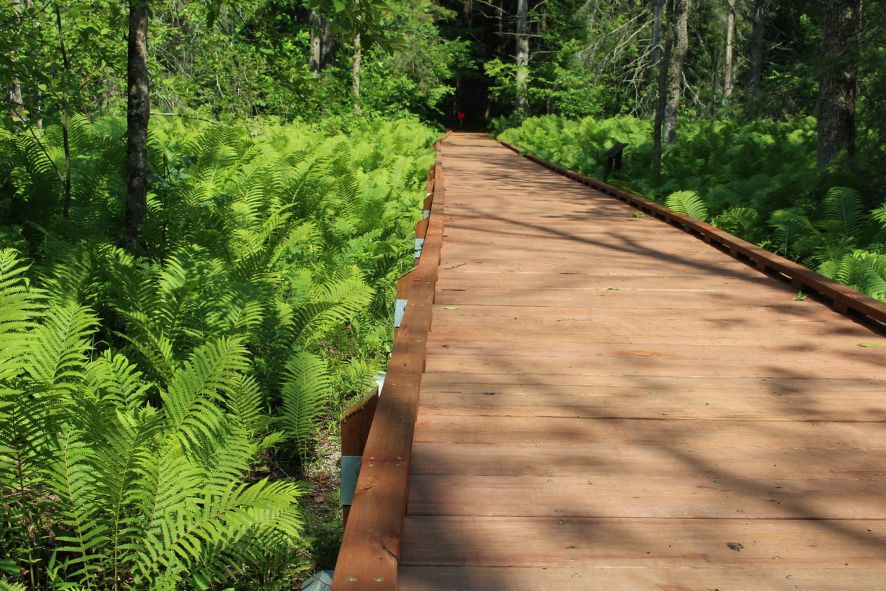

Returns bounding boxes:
[500,116,886,301]
[0,116,436,588]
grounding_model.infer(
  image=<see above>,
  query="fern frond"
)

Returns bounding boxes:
[280,352,332,456]
[46,429,107,583]
[872,203,886,231]
[666,190,709,221]
[768,209,814,258]
[84,351,152,411]
[712,207,759,238]
[134,478,302,586]
[822,186,865,236]
[161,337,249,452]
[293,276,373,346]
[24,301,97,394]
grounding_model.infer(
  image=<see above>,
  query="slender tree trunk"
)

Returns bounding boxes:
[495,0,505,58]
[320,17,333,66]
[8,0,25,126]
[816,0,860,168]
[462,0,473,27]
[54,3,72,219]
[515,0,529,114]
[724,0,736,104]
[352,33,362,115]
[653,0,673,181]
[310,11,322,75]
[650,0,666,116]
[664,0,690,144]
[7,81,24,125]
[651,0,665,70]
[126,0,150,253]
[749,0,766,95]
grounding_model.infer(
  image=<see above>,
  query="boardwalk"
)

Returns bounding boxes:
[338,133,886,591]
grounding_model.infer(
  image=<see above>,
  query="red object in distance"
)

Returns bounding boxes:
[456,112,465,120]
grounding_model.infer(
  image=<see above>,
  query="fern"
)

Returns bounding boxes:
[712,207,759,239]
[821,186,865,236]
[0,114,437,587]
[818,251,886,300]
[873,203,886,231]
[0,249,304,589]
[280,352,332,456]
[666,190,709,221]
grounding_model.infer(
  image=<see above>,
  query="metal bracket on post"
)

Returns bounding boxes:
[375,372,386,395]
[340,455,361,507]
[414,238,424,259]
[394,299,407,328]
[423,209,430,219]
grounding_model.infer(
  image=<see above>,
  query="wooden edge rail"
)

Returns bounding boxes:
[332,132,448,591]
[499,139,886,331]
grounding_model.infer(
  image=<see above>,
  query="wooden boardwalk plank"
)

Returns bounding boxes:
[400,516,886,567]
[339,133,886,590]
[407,474,886,518]
[400,566,886,591]
[410,443,886,479]
[412,414,886,448]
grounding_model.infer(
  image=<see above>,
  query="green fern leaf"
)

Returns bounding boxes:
[666,190,709,221]
[822,186,864,236]
[280,352,332,456]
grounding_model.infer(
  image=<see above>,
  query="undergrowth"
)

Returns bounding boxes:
[0,115,436,589]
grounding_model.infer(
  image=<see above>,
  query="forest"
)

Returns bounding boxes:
[0,0,884,589]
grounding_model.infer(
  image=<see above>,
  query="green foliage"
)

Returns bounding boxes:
[666,191,708,221]
[0,248,304,589]
[501,115,885,301]
[0,116,436,588]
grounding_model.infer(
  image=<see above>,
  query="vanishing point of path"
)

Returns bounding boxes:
[398,133,886,590]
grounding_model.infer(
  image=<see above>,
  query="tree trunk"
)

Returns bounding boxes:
[310,11,322,75]
[352,33,362,115]
[649,0,666,117]
[320,17,333,66]
[724,0,736,104]
[749,0,766,96]
[7,0,25,126]
[651,0,665,70]
[7,81,24,126]
[126,0,150,253]
[496,0,505,58]
[816,0,860,168]
[515,0,529,114]
[54,2,72,219]
[462,0,473,28]
[653,0,673,181]
[664,0,690,144]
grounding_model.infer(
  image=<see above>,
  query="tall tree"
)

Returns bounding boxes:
[310,11,323,75]
[6,0,26,126]
[653,0,672,180]
[651,0,666,74]
[352,32,362,114]
[664,0,690,143]
[515,0,529,113]
[723,0,736,104]
[125,0,150,252]
[817,0,860,168]
[53,2,72,218]
[748,0,768,96]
